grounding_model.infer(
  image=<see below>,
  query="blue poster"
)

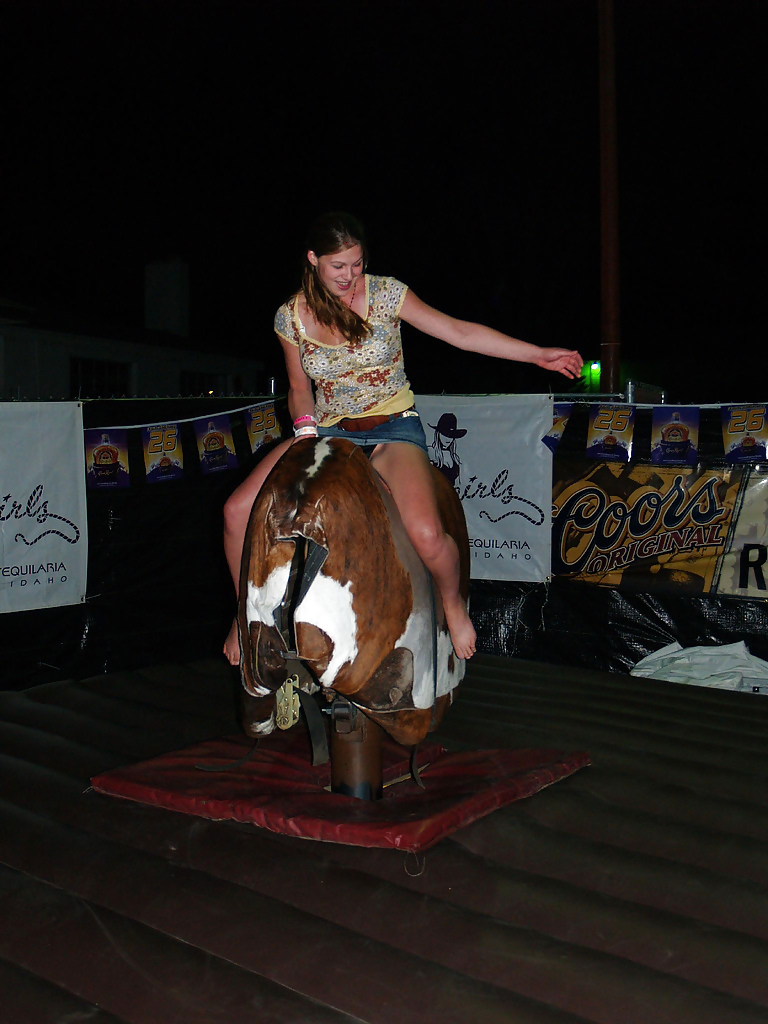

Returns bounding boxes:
[85,429,130,488]
[194,416,238,474]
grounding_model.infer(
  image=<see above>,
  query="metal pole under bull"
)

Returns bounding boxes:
[330,699,383,801]
[599,0,621,393]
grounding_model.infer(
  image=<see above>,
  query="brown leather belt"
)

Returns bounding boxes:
[336,407,417,433]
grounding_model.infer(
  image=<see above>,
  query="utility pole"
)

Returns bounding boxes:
[599,0,621,393]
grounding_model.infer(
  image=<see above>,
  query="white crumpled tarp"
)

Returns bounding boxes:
[630,641,768,694]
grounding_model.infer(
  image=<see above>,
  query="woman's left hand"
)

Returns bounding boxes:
[535,348,584,379]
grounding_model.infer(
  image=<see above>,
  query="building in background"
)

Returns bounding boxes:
[0,259,265,400]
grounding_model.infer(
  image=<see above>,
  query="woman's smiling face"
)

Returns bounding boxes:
[308,244,365,299]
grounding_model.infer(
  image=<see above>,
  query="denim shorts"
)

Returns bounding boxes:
[318,412,428,454]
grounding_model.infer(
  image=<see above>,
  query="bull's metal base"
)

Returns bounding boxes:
[330,699,383,801]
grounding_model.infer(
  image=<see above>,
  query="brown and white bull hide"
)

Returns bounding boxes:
[237,436,468,747]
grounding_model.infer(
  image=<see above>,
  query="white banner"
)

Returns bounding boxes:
[712,468,768,599]
[416,394,553,582]
[0,403,88,613]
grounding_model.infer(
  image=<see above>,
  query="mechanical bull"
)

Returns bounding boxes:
[237,436,468,760]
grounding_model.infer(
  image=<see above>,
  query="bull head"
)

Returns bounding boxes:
[238,437,466,746]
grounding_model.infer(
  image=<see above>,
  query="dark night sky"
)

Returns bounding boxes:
[1,0,764,403]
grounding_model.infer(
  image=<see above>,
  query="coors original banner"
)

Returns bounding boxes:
[552,457,744,594]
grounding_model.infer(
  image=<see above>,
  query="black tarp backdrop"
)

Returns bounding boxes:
[3,397,768,691]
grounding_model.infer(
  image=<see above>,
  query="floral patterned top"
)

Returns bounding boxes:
[274,275,415,426]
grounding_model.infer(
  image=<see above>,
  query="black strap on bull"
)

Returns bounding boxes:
[271,535,331,765]
[283,657,330,766]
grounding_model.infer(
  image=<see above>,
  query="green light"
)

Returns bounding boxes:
[586,360,601,392]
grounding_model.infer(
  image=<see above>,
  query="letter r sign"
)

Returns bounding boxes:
[739,544,768,590]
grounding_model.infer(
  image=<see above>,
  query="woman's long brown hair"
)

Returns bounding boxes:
[301,212,371,344]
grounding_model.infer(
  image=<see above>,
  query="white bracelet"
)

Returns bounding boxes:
[294,425,319,438]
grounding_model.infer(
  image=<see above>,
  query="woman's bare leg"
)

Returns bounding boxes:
[371,442,476,659]
[222,437,295,664]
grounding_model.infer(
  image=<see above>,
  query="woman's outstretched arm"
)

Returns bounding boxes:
[399,291,583,380]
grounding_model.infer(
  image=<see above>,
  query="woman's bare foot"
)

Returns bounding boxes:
[443,596,476,660]
[223,617,240,666]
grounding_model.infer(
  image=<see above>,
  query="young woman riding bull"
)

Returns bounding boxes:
[223,211,583,665]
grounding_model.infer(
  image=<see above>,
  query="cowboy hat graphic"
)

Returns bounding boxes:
[428,412,467,439]
[428,412,467,487]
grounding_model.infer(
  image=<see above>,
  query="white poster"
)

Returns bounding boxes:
[0,403,88,613]
[416,394,553,582]
[712,468,768,600]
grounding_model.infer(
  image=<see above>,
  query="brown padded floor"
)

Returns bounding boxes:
[1,654,768,1023]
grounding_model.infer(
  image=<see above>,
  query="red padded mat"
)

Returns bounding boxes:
[91,729,589,852]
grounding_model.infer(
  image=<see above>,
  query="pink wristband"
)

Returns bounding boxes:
[293,415,317,427]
